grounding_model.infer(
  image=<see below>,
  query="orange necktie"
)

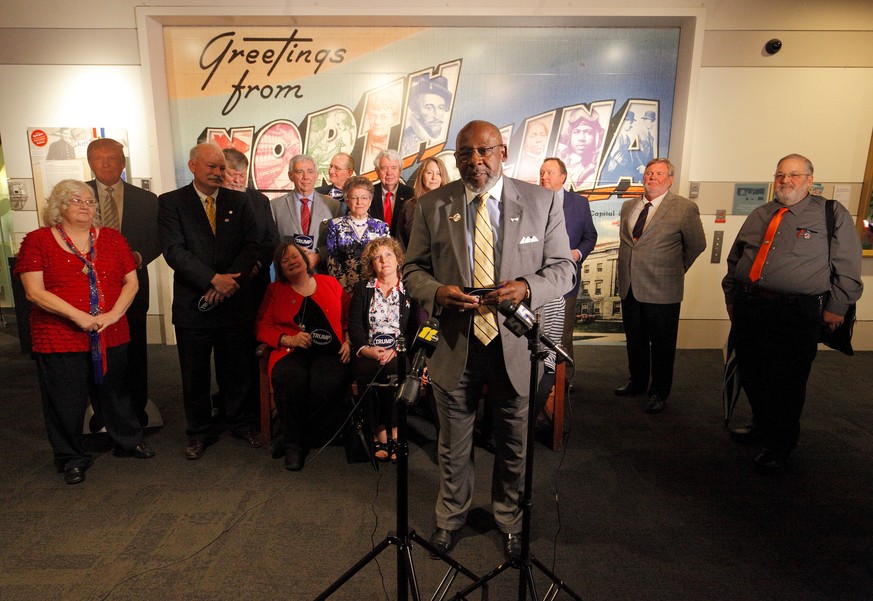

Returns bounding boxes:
[748,207,789,282]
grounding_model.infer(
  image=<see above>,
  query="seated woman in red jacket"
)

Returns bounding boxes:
[348,237,418,462]
[256,242,351,471]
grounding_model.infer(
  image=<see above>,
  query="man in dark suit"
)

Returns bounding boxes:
[404,120,575,562]
[222,147,279,308]
[270,154,341,273]
[158,143,262,459]
[615,158,706,413]
[539,157,598,386]
[315,152,355,204]
[369,149,413,233]
[87,138,161,427]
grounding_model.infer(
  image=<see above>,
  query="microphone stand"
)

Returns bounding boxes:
[446,319,583,601]
[315,336,484,601]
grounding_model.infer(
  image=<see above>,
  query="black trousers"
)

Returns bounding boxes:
[175,323,255,438]
[271,350,350,452]
[125,305,149,423]
[36,345,143,469]
[352,355,399,436]
[733,291,821,457]
[621,287,681,399]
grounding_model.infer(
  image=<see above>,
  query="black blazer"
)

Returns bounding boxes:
[371,183,414,231]
[348,279,419,355]
[158,183,260,327]
[87,179,160,313]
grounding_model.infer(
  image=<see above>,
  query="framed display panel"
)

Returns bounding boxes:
[856,127,873,256]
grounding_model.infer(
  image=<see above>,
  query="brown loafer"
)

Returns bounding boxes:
[186,438,207,460]
[236,430,263,448]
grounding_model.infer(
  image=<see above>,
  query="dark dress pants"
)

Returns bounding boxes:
[733,291,821,457]
[271,350,350,452]
[352,355,399,437]
[432,337,527,534]
[36,344,142,469]
[621,287,681,399]
[125,304,149,425]
[175,322,255,439]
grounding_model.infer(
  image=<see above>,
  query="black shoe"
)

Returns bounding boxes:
[186,437,217,460]
[64,466,86,485]
[644,394,665,414]
[234,430,263,448]
[428,527,457,558]
[615,381,645,396]
[114,443,156,459]
[284,450,304,471]
[753,448,786,473]
[502,532,523,564]
[730,426,762,443]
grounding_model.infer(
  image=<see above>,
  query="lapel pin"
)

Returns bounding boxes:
[450,213,461,222]
[510,215,520,222]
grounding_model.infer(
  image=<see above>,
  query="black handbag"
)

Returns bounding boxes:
[819,199,856,356]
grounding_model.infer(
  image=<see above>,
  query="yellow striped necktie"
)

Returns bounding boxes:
[205,195,216,235]
[472,193,498,345]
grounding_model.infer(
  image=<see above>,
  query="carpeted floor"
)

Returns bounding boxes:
[1,328,872,601]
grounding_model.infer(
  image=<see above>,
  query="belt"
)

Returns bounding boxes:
[741,284,824,302]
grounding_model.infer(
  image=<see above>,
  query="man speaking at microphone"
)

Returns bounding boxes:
[404,120,574,562]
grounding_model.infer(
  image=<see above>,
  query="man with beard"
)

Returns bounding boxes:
[401,75,452,157]
[723,153,862,473]
[404,120,574,562]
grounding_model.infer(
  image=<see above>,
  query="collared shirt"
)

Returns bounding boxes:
[464,176,505,282]
[626,190,667,238]
[293,190,314,234]
[94,179,125,226]
[723,194,863,313]
[193,186,219,212]
[366,278,405,341]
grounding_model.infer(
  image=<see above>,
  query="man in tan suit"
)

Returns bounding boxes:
[615,158,706,413]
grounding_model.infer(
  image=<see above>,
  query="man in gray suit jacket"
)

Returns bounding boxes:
[87,138,161,427]
[404,120,575,562]
[615,158,706,413]
[270,154,341,272]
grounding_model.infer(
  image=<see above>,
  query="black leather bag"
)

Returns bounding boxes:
[820,299,855,356]
[819,199,856,356]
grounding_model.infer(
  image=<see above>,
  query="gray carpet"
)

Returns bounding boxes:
[1,329,872,600]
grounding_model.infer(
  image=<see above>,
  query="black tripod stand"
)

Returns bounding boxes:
[447,311,583,601]
[315,337,483,600]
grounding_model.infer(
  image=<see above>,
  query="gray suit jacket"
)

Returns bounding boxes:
[270,191,341,268]
[617,191,706,304]
[403,177,575,396]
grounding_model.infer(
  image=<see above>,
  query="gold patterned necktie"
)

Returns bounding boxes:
[205,195,216,235]
[472,193,498,345]
[102,186,120,230]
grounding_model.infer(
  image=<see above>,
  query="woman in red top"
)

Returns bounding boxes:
[15,179,154,485]
[256,241,351,471]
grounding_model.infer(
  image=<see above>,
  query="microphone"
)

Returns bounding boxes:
[498,300,575,366]
[396,309,441,406]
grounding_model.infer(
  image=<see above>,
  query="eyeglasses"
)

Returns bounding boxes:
[66,197,97,206]
[454,144,506,162]
[773,172,809,180]
[346,195,371,202]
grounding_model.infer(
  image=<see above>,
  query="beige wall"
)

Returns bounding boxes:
[1,0,871,347]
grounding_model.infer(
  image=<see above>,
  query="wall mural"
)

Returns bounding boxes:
[164,26,680,319]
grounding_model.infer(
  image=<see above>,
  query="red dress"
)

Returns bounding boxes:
[14,227,136,353]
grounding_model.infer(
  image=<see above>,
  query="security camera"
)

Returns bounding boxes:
[764,39,782,55]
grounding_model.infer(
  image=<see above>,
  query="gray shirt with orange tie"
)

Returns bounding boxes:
[722,193,862,315]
